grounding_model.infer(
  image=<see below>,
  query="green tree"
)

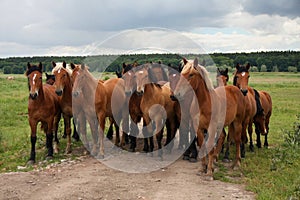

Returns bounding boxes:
[3,66,11,74]
[260,65,267,72]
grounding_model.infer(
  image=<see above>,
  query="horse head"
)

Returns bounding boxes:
[26,62,43,100]
[233,63,250,96]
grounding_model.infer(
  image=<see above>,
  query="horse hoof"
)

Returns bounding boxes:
[183,155,190,160]
[27,160,35,166]
[222,158,230,163]
[204,175,214,181]
[46,156,53,161]
[97,154,104,159]
[189,157,197,163]
[147,152,153,157]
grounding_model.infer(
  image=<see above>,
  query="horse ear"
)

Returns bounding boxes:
[81,63,85,70]
[70,63,76,70]
[246,63,250,70]
[182,58,188,65]
[158,61,162,64]
[27,62,31,69]
[122,62,126,69]
[217,68,220,73]
[225,68,228,73]
[38,62,43,71]
[52,61,56,68]
[201,59,206,67]
[62,61,67,68]
[235,63,240,69]
[193,58,198,68]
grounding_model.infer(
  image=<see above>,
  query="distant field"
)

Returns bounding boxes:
[0,72,299,199]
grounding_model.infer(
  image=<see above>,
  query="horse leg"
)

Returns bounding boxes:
[232,121,242,170]
[248,120,255,151]
[196,129,207,173]
[72,118,80,141]
[214,128,226,161]
[255,126,262,149]
[27,120,37,165]
[189,137,198,163]
[63,114,72,154]
[97,114,106,159]
[106,118,114,140]
[113,120,120,147]
[46,120,54,160]
[156,129,163,158]
[53,113,61,154]
[121,110,130,146]
[206,125,219,176]
[223,127,231,163]
[264,135,269,148]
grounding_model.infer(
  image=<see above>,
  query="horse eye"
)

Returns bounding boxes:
[39,77,42,80]
[189,74,194,78]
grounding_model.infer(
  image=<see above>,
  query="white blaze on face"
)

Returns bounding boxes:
[128,72,131,76]
[172,74,177,77]
[139,70,144,74]
[241,72,246,77]
[33,73,37,85]
[58,69,61,74]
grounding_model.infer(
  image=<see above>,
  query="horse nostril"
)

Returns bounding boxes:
[170,95,178,101]
[241,89,248,96]
[125,91,132,96]
[72,92,78,97]
[56,90,63,96]
[30,93,37,99]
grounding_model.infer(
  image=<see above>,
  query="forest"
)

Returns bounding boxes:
[0,51,299,74]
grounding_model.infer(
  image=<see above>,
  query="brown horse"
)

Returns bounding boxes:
[174,58,246,176]
[52,61,77,154]
[135,65,177,157]
[168,65,198,162]
[72,63,100,155]
[216,68,229,87]
[233,63,260,152]
[45,73,55,85]
[253,91,272,148]
[26,62,61,164]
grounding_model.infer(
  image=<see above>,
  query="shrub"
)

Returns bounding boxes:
[250,66,259,72]
[3,66,11,74]
[260,64,267,72]
[288,66,298,73]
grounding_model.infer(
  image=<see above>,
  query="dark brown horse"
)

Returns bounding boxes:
[26,62,61,164]
[216,68,229,87]
[174,58,246,176]
[168,65,198,162]
[45,73,55,85]
[253,90,272,148]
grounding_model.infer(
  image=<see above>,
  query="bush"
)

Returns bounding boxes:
[3,66,11,74]
[284,115,300,146]
[272,65,279,72]
[288,66,298,73]
[260,64,267,72]
[250,66,259,72]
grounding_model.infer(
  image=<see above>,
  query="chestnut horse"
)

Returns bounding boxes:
[26,62,61,164]
[72,64,100,155]
[135,65,177,157]
[233,63,259,152]
[174,58,245,176]
[52,61,77,154]
[46,70,79,142]
[234,63,272,149]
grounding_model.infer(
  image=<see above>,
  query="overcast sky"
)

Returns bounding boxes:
[0,0,299,57]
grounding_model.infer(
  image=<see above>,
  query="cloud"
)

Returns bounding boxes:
[0,0,299,57]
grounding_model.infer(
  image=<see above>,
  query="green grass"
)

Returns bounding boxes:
[0,72,300,199]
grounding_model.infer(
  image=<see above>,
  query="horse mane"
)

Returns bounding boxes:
[26,65,42,76]
[52,62,73,76]
[217,68,229,81]
[181,59,214,91]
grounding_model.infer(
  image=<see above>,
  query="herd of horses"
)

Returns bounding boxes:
[25,58,272,177]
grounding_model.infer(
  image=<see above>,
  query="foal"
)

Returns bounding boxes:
[26,62,61,164]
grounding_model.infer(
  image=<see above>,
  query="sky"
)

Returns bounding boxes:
[0,0,299,57]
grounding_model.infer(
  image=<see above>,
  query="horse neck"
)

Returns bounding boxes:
[144,83,158,98]
[62,78,73,100]
[194,78,211,107]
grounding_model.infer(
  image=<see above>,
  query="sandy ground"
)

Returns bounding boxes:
[0,150,256,200]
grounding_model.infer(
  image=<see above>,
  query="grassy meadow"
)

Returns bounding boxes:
[0,72,299,199]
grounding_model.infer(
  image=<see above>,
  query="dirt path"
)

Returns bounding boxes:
[0,155,255,200]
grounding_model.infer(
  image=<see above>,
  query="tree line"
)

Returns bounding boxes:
[0,51,299,74]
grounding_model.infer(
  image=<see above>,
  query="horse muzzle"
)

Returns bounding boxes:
[241,89,248,96]
[72,91,80,97]
[170,94,178,101]
[136,90,144,96]
[55,90,63,96]
[29,93,38,100]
